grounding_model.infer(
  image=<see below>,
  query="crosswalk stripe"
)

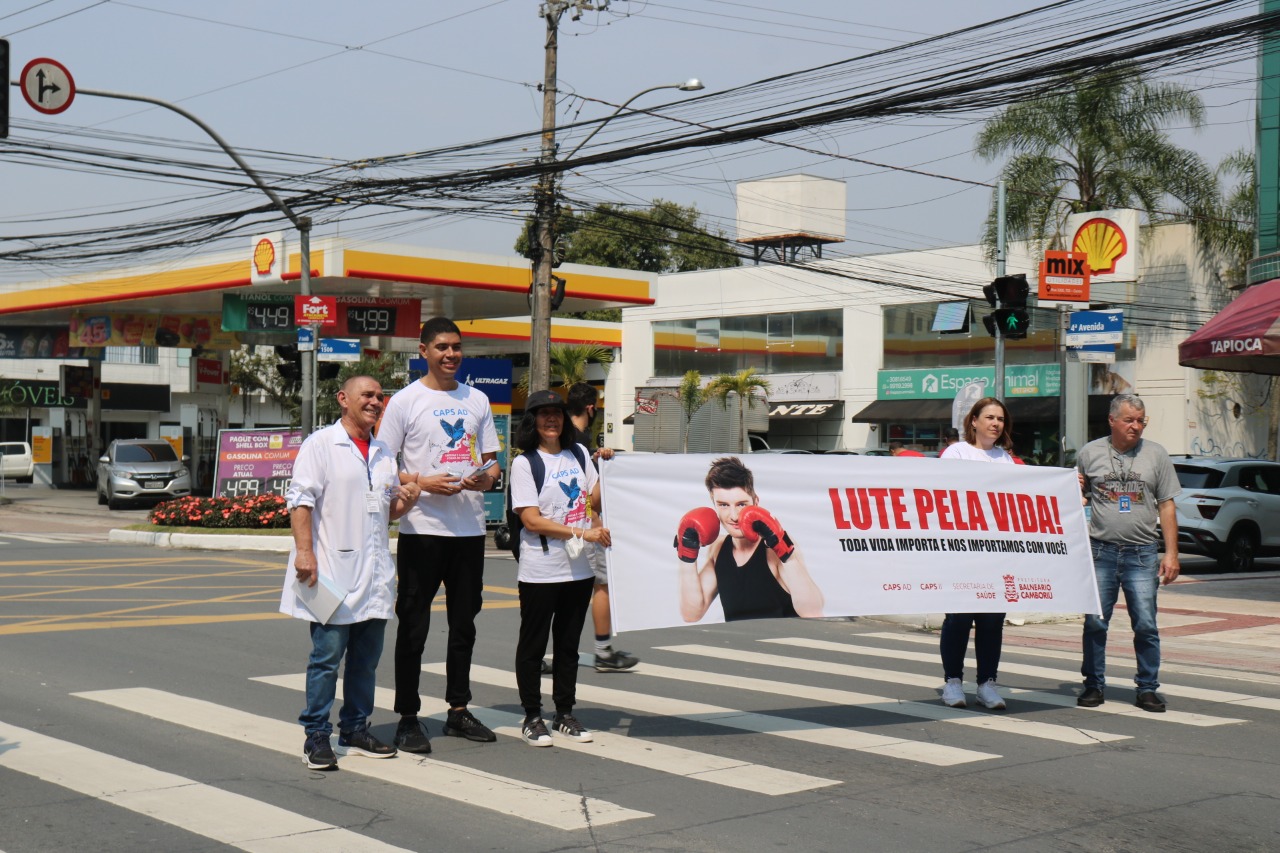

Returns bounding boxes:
[433,663,997,766]
[856,631,1280,712]
[640,651,1127,745]
[74,687,650,830]
[0,719,412,852]
[252,674,837,795]
[760,638,1246,727]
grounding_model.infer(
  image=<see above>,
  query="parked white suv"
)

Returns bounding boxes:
[1171,457,1280,571]
[0,441,35,483]
[97,439,192,509]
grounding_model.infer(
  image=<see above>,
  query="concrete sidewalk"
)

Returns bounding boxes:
[4,483,1278,678]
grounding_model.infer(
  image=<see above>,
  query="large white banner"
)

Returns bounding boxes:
[601,454,1099,633]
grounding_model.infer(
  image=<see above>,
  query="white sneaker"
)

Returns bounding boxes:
[976,679,1006,710]
[941,677,966,708]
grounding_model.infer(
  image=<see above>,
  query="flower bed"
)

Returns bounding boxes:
[150,494,290,529]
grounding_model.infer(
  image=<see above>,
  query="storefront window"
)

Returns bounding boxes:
[653,309,842,377]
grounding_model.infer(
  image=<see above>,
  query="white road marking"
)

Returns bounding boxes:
[644,649,1127,745]
[760,638,1247,726]
[252,673,838,795]
[0,719,413,852]
[437,663,998,767]
[75,687,649,830]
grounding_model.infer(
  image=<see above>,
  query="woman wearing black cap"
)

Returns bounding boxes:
[510,389,612,747]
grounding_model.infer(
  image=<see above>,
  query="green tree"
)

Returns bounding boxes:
[678,369,706,453]
[516,343,612,391]
[1202,149,1255,289]
[516,199,740,322]
[230,346,301,426]
[976,65,1218,259]
[315,353,408,425]
[705,368,771,453]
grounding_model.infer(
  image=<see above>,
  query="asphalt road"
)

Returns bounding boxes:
[1,539,1279,852]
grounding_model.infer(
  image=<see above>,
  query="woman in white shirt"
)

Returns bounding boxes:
[510,390,612,747]
[938,396,1016,710]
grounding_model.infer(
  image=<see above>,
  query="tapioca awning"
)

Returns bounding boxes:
[1178,279,1280,375]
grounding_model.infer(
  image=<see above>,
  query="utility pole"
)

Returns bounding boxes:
[993,179,1006,399]
[529,1,572,394]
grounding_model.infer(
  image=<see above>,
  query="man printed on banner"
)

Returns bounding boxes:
[675,456,825,623]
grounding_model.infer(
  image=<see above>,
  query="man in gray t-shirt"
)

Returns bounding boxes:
[1076,394,1181,713]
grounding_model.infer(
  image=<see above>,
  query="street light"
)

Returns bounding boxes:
[527,79,704,394]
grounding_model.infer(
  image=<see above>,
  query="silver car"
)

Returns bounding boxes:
[1172,457,1280,571]
[97,439,192,509]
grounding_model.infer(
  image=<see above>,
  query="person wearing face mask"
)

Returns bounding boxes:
[510,390,611,747]
[937,397,1016,711]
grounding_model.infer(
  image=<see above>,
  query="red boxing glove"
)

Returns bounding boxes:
[738,506,795,563]
[675,507,720,562]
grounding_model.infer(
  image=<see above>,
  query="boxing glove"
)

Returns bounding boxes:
[674,507,720,562]
[738,505,795,563]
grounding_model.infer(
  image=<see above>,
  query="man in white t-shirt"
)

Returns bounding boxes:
[376,317,501,752]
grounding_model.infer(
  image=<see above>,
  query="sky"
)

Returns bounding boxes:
[0,0,1262,286]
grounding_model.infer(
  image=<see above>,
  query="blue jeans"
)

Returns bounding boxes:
[1082,540,1161,692]
[300,619,386,737]
[940,612,1005,683]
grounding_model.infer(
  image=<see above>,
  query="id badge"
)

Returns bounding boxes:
[364,490,382,514]
[1118,494,1132,513]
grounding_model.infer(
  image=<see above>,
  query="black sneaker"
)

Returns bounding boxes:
[552,712,593,743]
[521,715,553,747]
[303,732,337,770]
[444,708,497,743]
[594,647,639,672]
[1135,691,1167,713]
[1077,687,1105,708]
[337,727,397,759]
[394,717,432,754]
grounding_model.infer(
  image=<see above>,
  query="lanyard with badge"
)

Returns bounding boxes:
[349,441,382,514]
[1109,441,1134,513]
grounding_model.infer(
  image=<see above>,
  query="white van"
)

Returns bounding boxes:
[0,441,35,483]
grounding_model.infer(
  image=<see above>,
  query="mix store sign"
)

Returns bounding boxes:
[878,365,1060,400]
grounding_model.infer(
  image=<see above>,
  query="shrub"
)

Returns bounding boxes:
[150,494,290,529]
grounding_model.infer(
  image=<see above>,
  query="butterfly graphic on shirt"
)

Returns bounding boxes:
[559,478,582,504]
[440,418,467,448]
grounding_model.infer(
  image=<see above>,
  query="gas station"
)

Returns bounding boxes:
[0,237,650,491]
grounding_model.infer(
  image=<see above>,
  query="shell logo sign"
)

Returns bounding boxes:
[1064,209,1138,281]
[250,232,285,285]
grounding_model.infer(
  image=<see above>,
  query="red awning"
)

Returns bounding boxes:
[1178,279,1280,375]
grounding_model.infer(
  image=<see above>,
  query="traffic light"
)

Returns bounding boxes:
[1,39,9,140]
[981,274,1031,339]
[274,344,300,382]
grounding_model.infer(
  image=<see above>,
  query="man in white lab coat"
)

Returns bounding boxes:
[279,375,421,770]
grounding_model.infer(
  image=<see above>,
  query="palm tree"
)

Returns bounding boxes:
[518,343,613,391]
[976,65,1218,259]
[705,368,771,453]
[677,370,705,453]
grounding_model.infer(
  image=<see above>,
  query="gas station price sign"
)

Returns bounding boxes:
[223,294,419,337]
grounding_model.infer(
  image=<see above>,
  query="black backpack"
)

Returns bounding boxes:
[506,443,588,561]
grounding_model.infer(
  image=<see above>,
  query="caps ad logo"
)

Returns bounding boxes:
[1071,217,1128,276]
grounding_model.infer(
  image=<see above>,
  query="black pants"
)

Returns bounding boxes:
[515,577,594,717]
[940,612,1005,683]
[393,533,486,714]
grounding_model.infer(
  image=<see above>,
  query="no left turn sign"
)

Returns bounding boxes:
[20,57,75,115]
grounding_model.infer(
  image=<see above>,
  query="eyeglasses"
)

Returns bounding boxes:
[1115,417,1148,426]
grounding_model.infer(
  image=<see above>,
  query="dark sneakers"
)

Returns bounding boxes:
[444,708,497,743]
[303,732,337,770]
[394,717,433,754]
[552,712,593,743]
[521,715,552,747]
[337,727,397,758]
[1135,691,1167,713]
[594,647,640,672]
[1077,687,1105,708]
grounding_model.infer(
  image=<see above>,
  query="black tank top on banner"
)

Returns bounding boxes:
[713,540,798,621]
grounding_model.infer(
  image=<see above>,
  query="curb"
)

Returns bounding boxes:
[108,529,399,554]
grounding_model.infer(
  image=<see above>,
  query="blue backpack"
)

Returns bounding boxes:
[506,443,587,561]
